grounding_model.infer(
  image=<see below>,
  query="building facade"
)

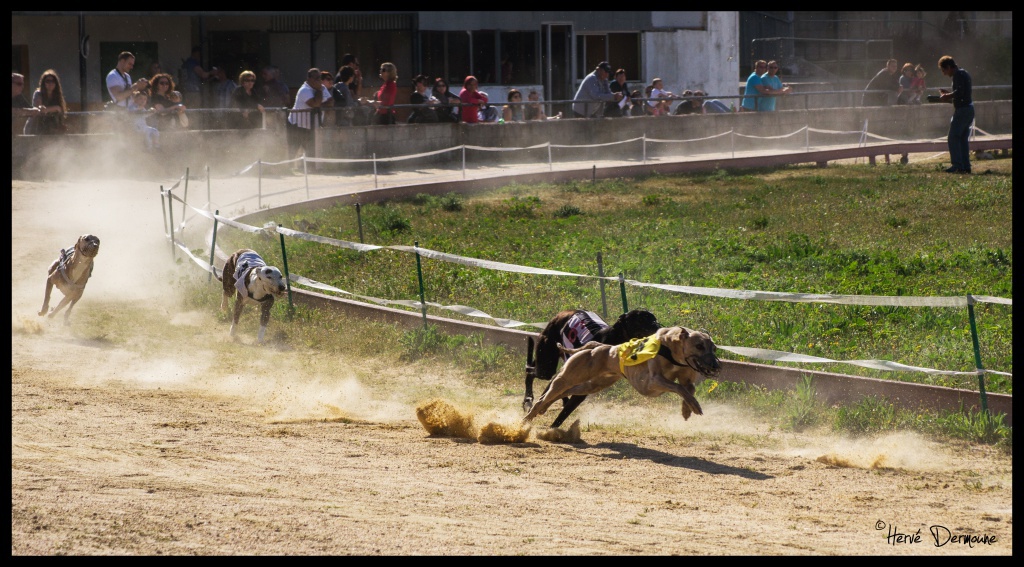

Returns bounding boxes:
[12,11,741,114]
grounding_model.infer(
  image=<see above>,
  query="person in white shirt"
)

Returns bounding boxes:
[647,78,674,116]
[286,67,334,159]
[106,51,149,108]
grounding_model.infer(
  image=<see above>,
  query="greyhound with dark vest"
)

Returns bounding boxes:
[38,234,100,325]
[524,309,661,427]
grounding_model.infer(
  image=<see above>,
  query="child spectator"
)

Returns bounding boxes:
[648,78,674,115]
[908,65,927,105]
[128,90,160,150]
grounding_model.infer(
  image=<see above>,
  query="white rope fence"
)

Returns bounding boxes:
[209,121,1004,212]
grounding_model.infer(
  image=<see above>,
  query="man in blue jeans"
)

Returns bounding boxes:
[937,55,973,174]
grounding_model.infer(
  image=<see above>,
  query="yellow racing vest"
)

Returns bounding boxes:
[618,334,661,375]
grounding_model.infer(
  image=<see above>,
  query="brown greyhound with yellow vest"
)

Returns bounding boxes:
[523,326,721,425]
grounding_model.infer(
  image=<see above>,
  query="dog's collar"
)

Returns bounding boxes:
[249,291,275,303]
[657,344,688,367]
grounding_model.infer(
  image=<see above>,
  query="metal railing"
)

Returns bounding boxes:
[15,85,1012,136]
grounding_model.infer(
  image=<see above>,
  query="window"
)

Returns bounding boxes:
[12,45,29,78]
[576,32,640,82]
[420,30,539,87]
[420,31,471,87]
[472,31,496,84]
[499,31,539,84]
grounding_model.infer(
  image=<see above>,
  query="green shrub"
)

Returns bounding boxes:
[372,206,411,233]
[505,195,541,218]
[641,194,663,206]
[553,204,583,218]
[439,192,464,212]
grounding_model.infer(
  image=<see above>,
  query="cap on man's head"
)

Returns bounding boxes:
[596,61,612,73]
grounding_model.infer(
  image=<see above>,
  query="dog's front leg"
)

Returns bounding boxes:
[38,278,55,316]
[629,365,704,419]
[257,300,273,344]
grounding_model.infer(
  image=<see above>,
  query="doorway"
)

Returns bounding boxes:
[541,23,573,118]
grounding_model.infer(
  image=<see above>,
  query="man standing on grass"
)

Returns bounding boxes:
[937,55,973,174]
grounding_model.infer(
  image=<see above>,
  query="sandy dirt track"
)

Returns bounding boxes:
[11,172,1012,556]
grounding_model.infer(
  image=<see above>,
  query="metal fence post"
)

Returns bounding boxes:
[414,241,428,329]
[303,152,310,200]
[597,252,608,320]
[355,202,364,243]
[160,186,168,238]
[966,294,990,415]
[167,189,176,262]
[279,227,294,320]
[618,272,628,314]
[181,167,189,236]
[208,209,219,283]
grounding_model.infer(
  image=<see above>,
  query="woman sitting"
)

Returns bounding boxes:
[148,72,188,130]
[502,89,525,122]
[408,74,439,123]
[431,77,460,123]
[458,75,488,124]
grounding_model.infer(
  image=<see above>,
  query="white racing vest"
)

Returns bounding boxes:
[233,251,266,297]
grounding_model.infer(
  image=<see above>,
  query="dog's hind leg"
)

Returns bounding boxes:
[550,394,588,428]
[61,298,80,326]
[523,336,537,412]
[229,294,245,337]
[46,294,75,324]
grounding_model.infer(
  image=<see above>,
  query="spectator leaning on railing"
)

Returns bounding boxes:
[758,60,791,112]
[12,72,42,135]
[571,61,622,119]
[740,60,768,112]
[863,58,899,107]
[458,75,488,124]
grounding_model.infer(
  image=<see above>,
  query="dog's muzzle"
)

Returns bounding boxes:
[79,238,100,258]
[690,354,722,378]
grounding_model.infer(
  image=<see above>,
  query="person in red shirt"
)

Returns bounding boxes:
[458,75,488,124]
[368,62,398,125]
